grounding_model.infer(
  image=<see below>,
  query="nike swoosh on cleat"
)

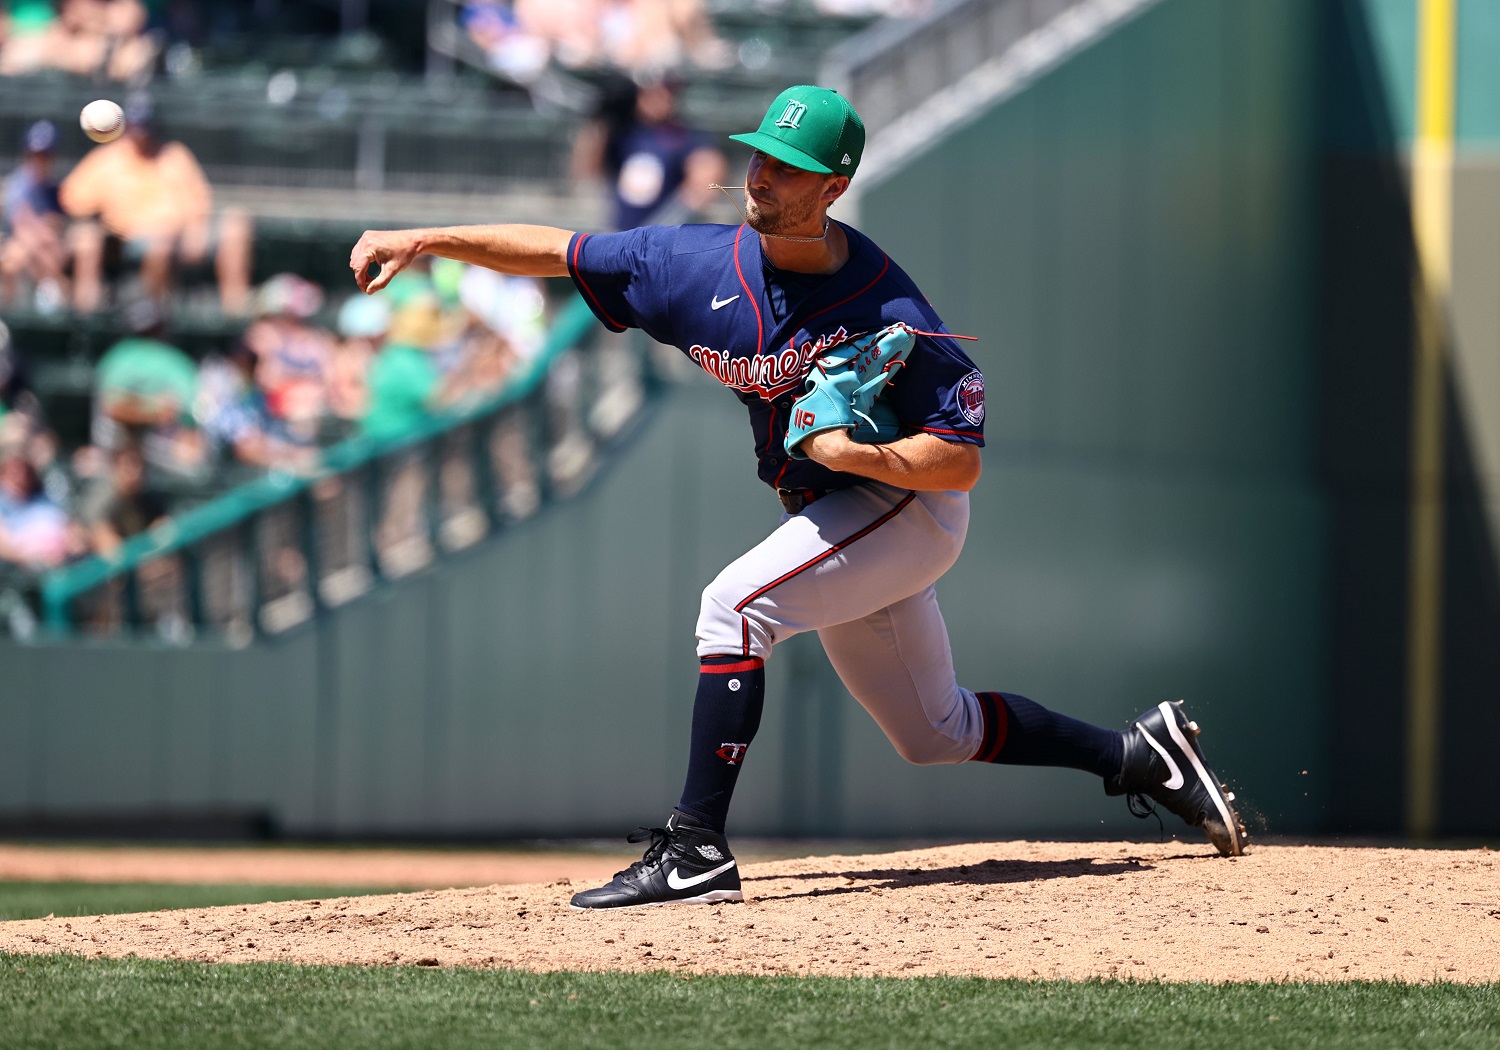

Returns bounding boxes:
[711,294,739,310]
[1158,701,1243,854]
[1137,722,1185,790]
[665,859,736,890]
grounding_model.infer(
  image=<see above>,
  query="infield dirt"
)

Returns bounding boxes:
[2,841,1496,983]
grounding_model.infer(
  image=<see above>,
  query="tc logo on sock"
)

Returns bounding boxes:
[716,743,748,765]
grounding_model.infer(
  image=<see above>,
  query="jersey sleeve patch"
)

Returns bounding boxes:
[880,331,985,446]
[956,369,985,426]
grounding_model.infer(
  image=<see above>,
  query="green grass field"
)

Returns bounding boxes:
[0,882,384,922]
[3,955,1498,1050]
[3,882,1498,1049]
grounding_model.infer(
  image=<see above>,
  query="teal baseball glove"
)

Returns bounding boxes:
[784,324,915,460]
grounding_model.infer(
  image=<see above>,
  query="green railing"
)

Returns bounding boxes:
[36,294,658,642]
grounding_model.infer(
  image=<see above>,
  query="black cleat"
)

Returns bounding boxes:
[1106,700,1248,857]
[570,810,744,910]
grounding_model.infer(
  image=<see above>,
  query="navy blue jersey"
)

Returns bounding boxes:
[567,222,986,491]
[604,121,713,231]
[2,167,61,234]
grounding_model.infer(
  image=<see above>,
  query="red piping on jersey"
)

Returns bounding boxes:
[734,491,917,613]
[700,657,764,674]
[920,425,980,438]
[571,234,625,331]
[732,225,764,354]
[741,616,751,657]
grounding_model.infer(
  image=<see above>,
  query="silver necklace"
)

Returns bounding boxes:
[708,184,832,242]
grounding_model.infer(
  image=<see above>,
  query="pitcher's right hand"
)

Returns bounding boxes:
[350,229,421,294]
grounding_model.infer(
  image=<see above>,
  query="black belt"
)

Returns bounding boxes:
[776,487,829,514]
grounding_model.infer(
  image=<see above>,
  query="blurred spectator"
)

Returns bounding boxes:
[92,300,206,477]
[242,272,332,446]
[61,94,253,314]
[193,342,260,462]
[24,422,69,507]
[0,441,79,569]
[0,320,41,423]
[450,326,518,409]
[0,0,61,74]
[572,75,726,231]
[461,0,548,83]
[1,120,69,312]
[330,293,391,423]
[194,341,317,473]
[0,321,69,502]
[61,438,181,636]
[455,262,546,359]
[514,0,729,74]
[77,442,166,558]
[0,0,155,80]
[361,296,465,439]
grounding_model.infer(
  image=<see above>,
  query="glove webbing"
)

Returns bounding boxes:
[812,325,977,431]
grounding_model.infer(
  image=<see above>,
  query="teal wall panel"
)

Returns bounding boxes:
[39,652,160,810]
[1334,0,1500,834]
[1359,0,1417,144]
[0,651,38,808]
[853,0,1327,833]
[1353,0,1500,147]
[220,636,320,827]
[1457,0,1500,142]
[156,649,220,804]
[10,369,1321,838]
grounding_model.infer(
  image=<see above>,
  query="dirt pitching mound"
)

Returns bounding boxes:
[0,844,630,890]
[3,842,1496,983]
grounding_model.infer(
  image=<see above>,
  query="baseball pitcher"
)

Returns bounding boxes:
[350,85,1247,910]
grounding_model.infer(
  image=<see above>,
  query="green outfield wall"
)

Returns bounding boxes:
[850,0,1328,837]
[0,369,1327,840]
[1320,0,1500,836]
[4,0,1495,839]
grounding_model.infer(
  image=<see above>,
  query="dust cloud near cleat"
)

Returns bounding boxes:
[1106,700,1248,857]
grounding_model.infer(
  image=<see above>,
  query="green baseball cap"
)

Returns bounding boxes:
[730,85,865,177]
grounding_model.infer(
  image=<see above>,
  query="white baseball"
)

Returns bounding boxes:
[80,99,125,144]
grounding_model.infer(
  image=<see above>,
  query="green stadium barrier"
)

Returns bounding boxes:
[37,293,651,640]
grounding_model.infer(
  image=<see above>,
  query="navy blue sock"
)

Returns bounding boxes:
[676,655,766,832]
[970,691,1123,779]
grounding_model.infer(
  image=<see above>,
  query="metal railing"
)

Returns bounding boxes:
[824,0,1130,134]
[34,295,660,643]
[824,0,1158,190]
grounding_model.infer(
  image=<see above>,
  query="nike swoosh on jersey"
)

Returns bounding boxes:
[665,858,737,890]
[1137,723,1185,790]
[711,294,740,310]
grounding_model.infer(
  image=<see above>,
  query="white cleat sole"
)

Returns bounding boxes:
[1158,701,1247,857]
[569,889,744,911]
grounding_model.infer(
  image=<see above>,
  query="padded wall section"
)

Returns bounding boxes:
[852,0,1328,834]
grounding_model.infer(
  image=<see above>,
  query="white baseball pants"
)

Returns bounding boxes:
[696,481,985,765]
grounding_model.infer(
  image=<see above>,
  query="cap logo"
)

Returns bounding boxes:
[774,100,809,130]
[842,154,851,165]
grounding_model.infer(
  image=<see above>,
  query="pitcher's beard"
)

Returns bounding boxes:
[745,193,820,236]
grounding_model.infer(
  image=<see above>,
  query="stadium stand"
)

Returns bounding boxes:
[0,0,890,638]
